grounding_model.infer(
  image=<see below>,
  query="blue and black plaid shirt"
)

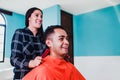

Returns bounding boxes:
[10,28,46,80]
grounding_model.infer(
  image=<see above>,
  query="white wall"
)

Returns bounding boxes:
[74,56,120,80]
[0,58,13,80]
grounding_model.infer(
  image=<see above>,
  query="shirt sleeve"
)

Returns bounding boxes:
[10,29,30,69]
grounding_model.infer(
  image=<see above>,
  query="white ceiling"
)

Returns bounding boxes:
[0,0,120,15]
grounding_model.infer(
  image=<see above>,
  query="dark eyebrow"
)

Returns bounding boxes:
[58,35,69,39]
[58,35,65,38]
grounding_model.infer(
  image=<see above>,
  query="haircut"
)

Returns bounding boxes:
[44,25,65,41]
[25,7,44,42]
[44,25,72,62]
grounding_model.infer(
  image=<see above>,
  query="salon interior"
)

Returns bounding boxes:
[0,0,120,80]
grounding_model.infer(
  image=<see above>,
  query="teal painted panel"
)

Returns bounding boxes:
[43,5,60,30]
[74,4,120,56]
[5,13,24,58]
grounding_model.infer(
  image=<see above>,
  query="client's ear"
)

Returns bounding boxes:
[46,40,52,48]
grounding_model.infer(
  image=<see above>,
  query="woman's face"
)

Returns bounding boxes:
[28,10,43,29]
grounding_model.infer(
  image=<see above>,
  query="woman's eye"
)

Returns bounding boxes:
[36,14,39,17]
[35,14,42,18]
[59,38,64,41]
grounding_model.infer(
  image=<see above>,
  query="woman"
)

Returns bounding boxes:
[10,7,47,80]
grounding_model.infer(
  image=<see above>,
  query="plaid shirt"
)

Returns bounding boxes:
[10,28,46,80]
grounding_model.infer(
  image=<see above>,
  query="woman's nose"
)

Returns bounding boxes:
[65,39,69,45]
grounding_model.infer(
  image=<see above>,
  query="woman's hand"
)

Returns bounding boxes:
[28,56,42,68]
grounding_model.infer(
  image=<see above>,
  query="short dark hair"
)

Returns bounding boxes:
[44,25,65,41]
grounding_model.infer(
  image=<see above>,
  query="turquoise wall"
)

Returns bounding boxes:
[5,13,25,58]
[73,4,120,56]
[43,5,60,30]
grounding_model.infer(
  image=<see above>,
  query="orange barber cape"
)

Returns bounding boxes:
[23,56,85,80]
